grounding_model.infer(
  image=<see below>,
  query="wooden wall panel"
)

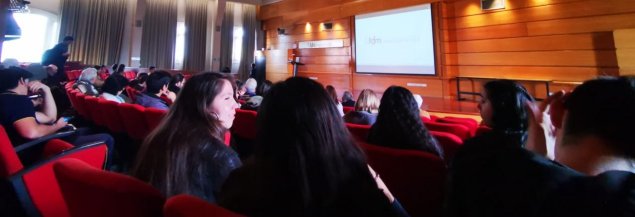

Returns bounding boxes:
[297,73,353,93]
[615,28,635,75]
[444,33,615,53]
[353,74,445,98]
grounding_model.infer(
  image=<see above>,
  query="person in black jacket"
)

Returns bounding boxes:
[131,72,241,203]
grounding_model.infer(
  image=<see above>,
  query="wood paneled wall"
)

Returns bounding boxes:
[615,28,635,75]
[261,0,635,99]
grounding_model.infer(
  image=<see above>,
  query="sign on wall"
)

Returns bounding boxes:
[298,39,344,49]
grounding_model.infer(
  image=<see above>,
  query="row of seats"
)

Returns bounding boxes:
[53,158,243,217]
[65,69,137,82]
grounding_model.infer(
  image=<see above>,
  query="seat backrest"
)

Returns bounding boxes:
[230,109,258,140]
[430,131,463,161]
[436,117,478,136]
[85,96,106,127]
[423,120,471,141]
[144,107,168,132]
[345,123,372,142]
[74,92,90,118]
[98,99,126,133]
[360,143,446,217]
[54,158,164,217]
[0,125,23,177]
[117,103,150,140]
[475,125,492,137]
[164,194,244,217]
[342,106,355,114]
[125,86,140,103]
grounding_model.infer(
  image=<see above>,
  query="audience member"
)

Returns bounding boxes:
[367,86,442,158]
[342,91,356,107]
[325,85,345,117]
[42,36,74,85]
[235,80,245,100]
[445,80,572,217]
[73,68,99,96]
[241,80,272,111]
[135,70,172,110]
[343,89,379,125]
[100,74,129,103]
[219,77,407,217]
[115,64,126,75]
[243,78,258,97]
[168,73,185,94]
[148,66,156,74]
[0,67,114,165]
[129,73,148,91]
[412,94,431,120]
[132,72,241,203]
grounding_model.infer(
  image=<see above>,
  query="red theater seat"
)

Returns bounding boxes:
[343,106,355,114]
[345,123,372,142]
[0,125,109,217]
[436,117,478,136]
[475,125,492,137]
[117,103,150,140]
[231,109,258,140]
[98,99,126,133]
[430,131,463,161]
[360,143,446,217]
[423,120,471,141]
[164,194,244,217]
[74,92,90,119]
[54,158,165,217]
[85,96,106,127]
[144,107,168,132]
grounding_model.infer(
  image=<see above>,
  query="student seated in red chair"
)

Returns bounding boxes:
[135,70,175,110]
[219,77,408,217]
[343,89,380,125]
[0,67,114,164]
[132,72,241,203]
[367,86,443,159]
[100,74,130,104]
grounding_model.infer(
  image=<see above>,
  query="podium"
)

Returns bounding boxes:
[289,60,304,77]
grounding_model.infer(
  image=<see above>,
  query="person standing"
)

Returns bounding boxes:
[42,36,74,85]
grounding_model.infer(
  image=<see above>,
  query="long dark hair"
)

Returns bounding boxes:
[253,77,394,216]
[482,80,534,146]
[368,86,443,158]
[131,72,235,198]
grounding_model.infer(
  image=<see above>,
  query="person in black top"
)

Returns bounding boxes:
[367,86,442,158]
[219,77,408,217]
[42,36,74,85]
[527,77,635,217]
[168,73,185,94]
[131,72,241,203]
[0,67,114,165]
[341,91,356,107]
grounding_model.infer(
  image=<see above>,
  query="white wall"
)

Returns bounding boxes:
[29,0,61,15]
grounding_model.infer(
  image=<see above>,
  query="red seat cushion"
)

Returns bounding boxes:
[99,99,126,133]
[423,120,471,141]
[144,107,168,132]
[231,109,258,140]
[0,125,23,177]
[345,123,372,142]
[430,131,463,161]
[117,103,150,140]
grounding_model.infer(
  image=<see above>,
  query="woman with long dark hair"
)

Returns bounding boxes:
[367,86,442,158]
[131,72,241,203]
[219,77,407,217]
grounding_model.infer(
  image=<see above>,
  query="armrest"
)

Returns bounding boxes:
[13,128,76,153]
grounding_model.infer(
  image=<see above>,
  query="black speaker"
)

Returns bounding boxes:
[323,22,333,30]
[481,0,505,10]
[277,28,286,35]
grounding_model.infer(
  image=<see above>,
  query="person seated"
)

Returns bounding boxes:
[344,89,379,125]
[367,86,442,158]
[325,85,345,117]
[219,77,408,217]
[73,67,99,96]
[239,78,258,101]
[445,79,572,217]
[0,67,114,165]
[168,73,185,94]
[100,74,129,103]
[234,80,246,101]
[114,64,126,76]
[412,94,431,120]
[129,72,148,91]
[240,80,272,111]
[135,71,174,110]
[342,90,356,107]
[148,66,156,74]
[525,77,635,217]
[131,72,241,203]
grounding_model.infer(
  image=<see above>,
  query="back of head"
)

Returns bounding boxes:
[132,72,233,198]
[79,68,98,83]
[63,36,74,42]
[145,70,171,94]
[325,85,339,103]
[482,80,534,142]
[116,64,126,74]
[244,78,257,93]
[370,86,442,157]
[255,77,391,215]
[563,76,635,159]
[342,91,354,103]
[355,89,380,113]
[0,67,32,92]
[256,80,272,96]
[102,74,129,95]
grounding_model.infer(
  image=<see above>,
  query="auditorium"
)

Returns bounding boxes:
[0,0,634,216]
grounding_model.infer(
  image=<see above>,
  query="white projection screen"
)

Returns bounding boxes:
[355,4,436,75]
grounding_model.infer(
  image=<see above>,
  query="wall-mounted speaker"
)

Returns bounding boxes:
[481,0,505,10]
[323,22,333,30]
[277,28,286,35]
